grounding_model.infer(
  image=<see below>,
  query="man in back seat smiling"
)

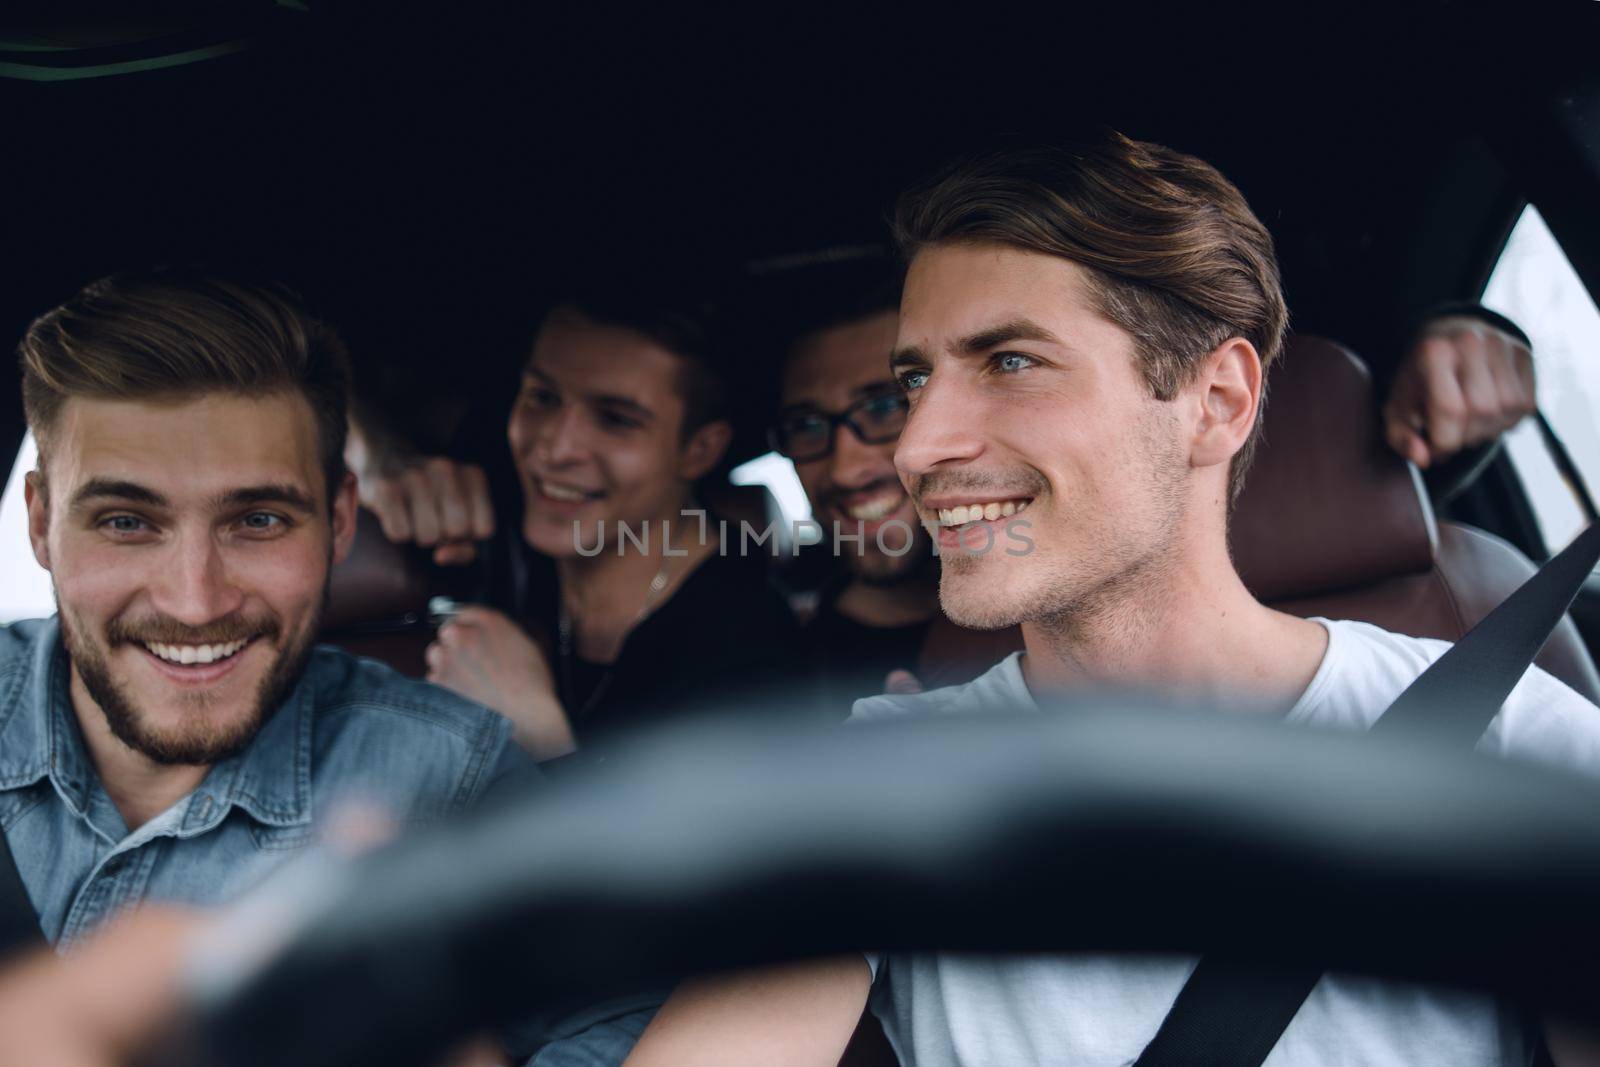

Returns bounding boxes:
[0,270,535,947]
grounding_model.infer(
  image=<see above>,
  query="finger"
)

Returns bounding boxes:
[884,669,923,695]
[1456,336,1503,444]
[1416,338,1468,457]
[1481,336,1532,430]
[1385,422,1433,469]
[403,468,442,546]
[462,464,496,540]
[434,541,479,567]
[425,459,473,543]
[367,481,414,544]
[450,605,506,628]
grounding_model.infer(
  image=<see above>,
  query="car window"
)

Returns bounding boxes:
[0,432,54,623]
[1482,204,1600,551]
[729,451,819,543]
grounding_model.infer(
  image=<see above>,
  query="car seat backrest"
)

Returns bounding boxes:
[1232,335,1600,702]
[319,509,433,677]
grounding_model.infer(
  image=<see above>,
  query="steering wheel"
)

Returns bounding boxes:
[163,698,1600,1067]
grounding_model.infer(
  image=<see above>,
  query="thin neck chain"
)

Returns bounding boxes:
[556,551,675,720]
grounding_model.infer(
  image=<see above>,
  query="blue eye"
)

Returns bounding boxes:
[105,515,146,535]
[241,513,285,532]
[898,369,930,392]
[995,352,1036,373]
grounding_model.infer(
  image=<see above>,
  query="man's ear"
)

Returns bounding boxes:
[678,419,733,483]
[1188,337,1263,472]
[24,471,51,573]
[330,470,359,566]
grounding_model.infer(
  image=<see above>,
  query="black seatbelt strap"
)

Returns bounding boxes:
[0,829,43,957]
[1136,520,1600,1067]
[1369,520,1600,745]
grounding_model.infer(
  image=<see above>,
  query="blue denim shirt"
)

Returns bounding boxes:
[0,617,536,947]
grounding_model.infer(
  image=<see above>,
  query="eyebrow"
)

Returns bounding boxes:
[218,485,318,514]
[591,394,655,422]
[67,480,317,515]
[890,317,1065,373]
[958,318,1063,354]
[524,365,656,423]
[69,479,168,512]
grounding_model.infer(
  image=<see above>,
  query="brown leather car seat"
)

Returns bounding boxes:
[916,335,1600,703]
[318,509,435,677]
[1233,335,1600,702]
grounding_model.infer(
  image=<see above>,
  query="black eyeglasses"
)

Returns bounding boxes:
[770,390,910,462]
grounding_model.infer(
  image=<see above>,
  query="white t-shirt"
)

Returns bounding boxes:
[849,618,1600,1066]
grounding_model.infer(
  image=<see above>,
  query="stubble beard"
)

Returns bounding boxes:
[58,590,327,767]
[937,429,1190,636]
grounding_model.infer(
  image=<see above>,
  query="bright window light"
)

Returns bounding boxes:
[1483,205,1600,550]
[0,432,56,623]
[730,450,813,529]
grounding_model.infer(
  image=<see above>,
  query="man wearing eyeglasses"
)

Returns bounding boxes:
[766,250,1541,714]
[769,268,950,710]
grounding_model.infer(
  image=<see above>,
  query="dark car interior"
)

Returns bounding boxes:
[3,3,1600,1062]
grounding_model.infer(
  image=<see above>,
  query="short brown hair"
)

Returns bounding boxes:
[893,132,1287,504]
[18,271,352,504]
[555,293,728,435]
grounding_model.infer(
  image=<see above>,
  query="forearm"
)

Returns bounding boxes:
[624,956,871,1067]
[514,692,577,761]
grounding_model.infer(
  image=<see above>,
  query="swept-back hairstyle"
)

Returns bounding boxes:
[18,270,352,504]
[893,132,1287,503]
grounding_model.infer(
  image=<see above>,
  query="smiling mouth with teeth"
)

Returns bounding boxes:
[142,638,252,666]
[536,478,604,503]
[934,499,1033,527]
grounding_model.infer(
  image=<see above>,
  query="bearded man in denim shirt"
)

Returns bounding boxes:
[0,271,536,947]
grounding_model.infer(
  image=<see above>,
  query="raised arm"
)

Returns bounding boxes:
[346,398,496,566]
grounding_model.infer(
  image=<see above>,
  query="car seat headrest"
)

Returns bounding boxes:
[1231,335,1438,601]
[323,509,431,633]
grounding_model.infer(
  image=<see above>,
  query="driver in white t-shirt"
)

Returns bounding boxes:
[623,133,1600,1066]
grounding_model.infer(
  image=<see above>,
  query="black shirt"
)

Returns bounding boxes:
[804,581,932,715]
[479,530,809,746]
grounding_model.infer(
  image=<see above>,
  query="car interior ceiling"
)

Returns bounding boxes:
[2,4,1598,643]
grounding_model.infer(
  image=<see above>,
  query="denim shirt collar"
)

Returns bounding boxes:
[0,618,313,832]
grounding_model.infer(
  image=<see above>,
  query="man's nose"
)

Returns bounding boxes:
[534,407,587,466]
[154,529,244,626]
[893,379,985,481]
